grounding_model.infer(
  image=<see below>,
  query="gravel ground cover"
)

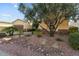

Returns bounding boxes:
[0,34,79,56]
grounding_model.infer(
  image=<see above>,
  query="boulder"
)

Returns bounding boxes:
[23,32,32,36]
[2,37,12,41]
[52,42,59,49]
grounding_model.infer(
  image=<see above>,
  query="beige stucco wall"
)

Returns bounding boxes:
[39,22,50,31]
[0,20,32,32]
[39,19,68,31]
[13,20,32,30]
[56,20,68,31]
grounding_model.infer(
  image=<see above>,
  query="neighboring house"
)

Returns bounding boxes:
[12,19,32,31]
[69,20,79,31]
[0,19,32,32]
[69,20,79,27]
[39,19,68,32]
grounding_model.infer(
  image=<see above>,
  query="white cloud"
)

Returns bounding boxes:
[1,14,12,17]
[14,4,18,8]
[13,4,18,8]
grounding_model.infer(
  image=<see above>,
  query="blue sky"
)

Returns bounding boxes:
[0,3,27,22]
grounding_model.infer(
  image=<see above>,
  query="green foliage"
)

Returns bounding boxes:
[27,29,35,32]
[18,3,77,36]
[69,26,78,33]
[32,20,40,30]
[33,30,43,37]
[18,3,41,31]
[69,32,79,50]
[2,27,18,36]
[0,33,7,38]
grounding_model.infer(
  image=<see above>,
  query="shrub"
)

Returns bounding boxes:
[2,26,24,36]
[69,32,79,50]
[33,30,43,37]
[0,32,7,38]
[2,27,18,36]
[27,29,35,32]
[69,26,78,33]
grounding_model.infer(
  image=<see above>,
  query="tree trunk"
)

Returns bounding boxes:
[49,27,55,37]
[49,22,55,37]
[32,30,34,34]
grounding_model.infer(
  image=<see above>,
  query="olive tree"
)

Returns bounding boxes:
[18,3,77,36]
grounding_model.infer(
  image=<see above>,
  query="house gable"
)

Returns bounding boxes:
[13,19,32,30]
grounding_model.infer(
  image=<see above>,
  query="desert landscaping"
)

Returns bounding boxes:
[0,3,79,56]
[0,32,79,56]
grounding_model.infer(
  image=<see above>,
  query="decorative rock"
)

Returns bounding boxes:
[41,39,46,45]
[38,47,41,50]
[52,42,59,49]
[10,42,14,44]
[41,49,44,52]
[46,54,49,56]
[12,35,19,39]
[2,37,12,41]
[0,41,2,43]
[60,52,64,55]
[24,32,32,36]
[28,46,31,50]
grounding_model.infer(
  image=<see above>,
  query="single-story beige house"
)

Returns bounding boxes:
[39,19,68,31]
[0,19,32,32]
[12,19,32,31]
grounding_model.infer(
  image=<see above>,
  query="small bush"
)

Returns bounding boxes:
[2,27,18,36]
[0,32,7,38]
[2,26,24,36]
[27,29,35,32]
[69,32,79,50]
[69,26,78,33]
[33,30,43,37]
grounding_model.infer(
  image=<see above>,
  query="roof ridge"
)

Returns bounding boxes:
[0,19,26,24]
[12,19,26,23]
[0,21,11,24]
